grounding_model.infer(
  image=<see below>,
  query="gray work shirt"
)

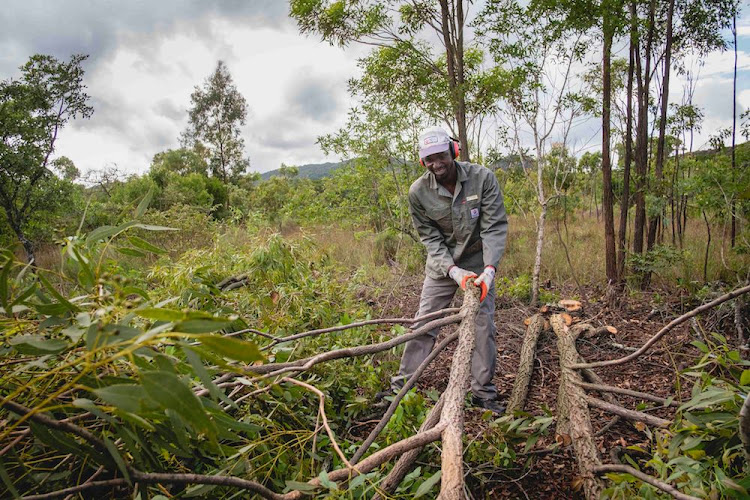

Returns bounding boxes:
[408,161,508,280]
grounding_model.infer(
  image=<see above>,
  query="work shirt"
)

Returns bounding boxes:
[408,161,508,280]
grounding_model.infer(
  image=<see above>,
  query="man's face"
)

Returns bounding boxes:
[423,149,456,183]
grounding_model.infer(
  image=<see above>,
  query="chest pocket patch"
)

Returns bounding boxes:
[470,207,480,219]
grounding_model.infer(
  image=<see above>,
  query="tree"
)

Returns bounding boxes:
[0,54,93,262]
[290,0,496,160]
[183,61,249,185]
[51,156,80,181]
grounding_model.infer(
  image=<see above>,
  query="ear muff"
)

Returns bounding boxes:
[420,140,460,167]
[450,139,460,159]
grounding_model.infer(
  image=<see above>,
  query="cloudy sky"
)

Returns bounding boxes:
[1,1,748,176]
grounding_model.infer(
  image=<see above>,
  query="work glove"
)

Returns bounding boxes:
[474,265,495,302]
[448,266,477,290]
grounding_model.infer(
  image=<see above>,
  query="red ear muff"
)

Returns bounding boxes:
[420,158,425,167]
[451,139,460,159]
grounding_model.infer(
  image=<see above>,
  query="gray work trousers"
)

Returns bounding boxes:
[391,275,497,400]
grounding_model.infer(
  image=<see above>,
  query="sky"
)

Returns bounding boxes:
[1,1,749,176]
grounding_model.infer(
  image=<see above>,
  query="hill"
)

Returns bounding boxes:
[260,160,348,180]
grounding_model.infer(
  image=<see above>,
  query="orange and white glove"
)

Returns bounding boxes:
[448,266,477,290]
[474,266,495,302]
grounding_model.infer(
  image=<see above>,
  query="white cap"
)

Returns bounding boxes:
[418,127,451,159]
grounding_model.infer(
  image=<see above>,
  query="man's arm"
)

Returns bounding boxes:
[479,172,508,270]
[409,190,455,277]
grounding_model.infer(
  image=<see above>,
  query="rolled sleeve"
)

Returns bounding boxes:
[409,190,455,276]
[479,173,508,269]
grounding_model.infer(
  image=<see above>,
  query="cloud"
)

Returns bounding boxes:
[0,0,290,76]
[286,73,342,122]
[153,99,185,122]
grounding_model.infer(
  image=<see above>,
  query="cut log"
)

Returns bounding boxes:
[560,299,582,312]
[507,314,544,413]
[552,314,603,499]
[438,286,481,500]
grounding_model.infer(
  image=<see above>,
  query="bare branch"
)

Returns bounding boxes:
[575,381,679,407]
[593,464,702,500]
[249,313,464,377]
[352,331,459,464]
[269,307,460,346]
[587,397,671,428]
[570,284,750,369]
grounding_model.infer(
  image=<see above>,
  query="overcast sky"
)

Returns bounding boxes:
[1,1,749,176]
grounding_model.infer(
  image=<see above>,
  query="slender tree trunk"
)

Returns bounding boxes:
[731,13,737,247]
[602,19,617,285]
[703,209,711,283]
[633,0,655,257]
[646,0,674,264]
[617,5,636,282]
[439,0,470,162]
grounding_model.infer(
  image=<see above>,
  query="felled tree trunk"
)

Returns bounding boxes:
[438,285,480,500]
[507,314,544,413]
[552,314,603,499]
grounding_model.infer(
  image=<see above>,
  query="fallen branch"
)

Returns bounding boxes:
[575,381,679,407]
[587,397,671,428]
[374,397,445,499]
[249,313,464,377]
[351,332,459,464]
[570,284,750,370]
[2,402,106,452]
[507,313,544,413]
[593,464,701,500]
[269,308,461,346]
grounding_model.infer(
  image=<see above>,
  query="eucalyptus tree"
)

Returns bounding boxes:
[183,61,249,185]
[290,0,506,160]
[0,54,93,262]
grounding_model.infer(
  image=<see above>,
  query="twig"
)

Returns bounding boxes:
[570,284,750,369]
[587,397,671,428]
[575,381,679,407]
[282,377,352,468]
[2,402,107,452]
[593,464,701,500]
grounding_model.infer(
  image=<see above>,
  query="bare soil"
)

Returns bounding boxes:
[368,273,709,499]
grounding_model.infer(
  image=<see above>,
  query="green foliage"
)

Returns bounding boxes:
[0,53,92,258]
[0,201,397,498]
[496,274,558,303]
[602,333,750,499]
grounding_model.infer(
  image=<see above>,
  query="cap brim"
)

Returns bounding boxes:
[419,143,450,159]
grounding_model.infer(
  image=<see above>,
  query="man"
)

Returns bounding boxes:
[389,126,508,414]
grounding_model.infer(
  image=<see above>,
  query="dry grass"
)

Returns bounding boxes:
[27,210,748,296]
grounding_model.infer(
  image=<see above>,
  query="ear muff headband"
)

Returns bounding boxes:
[420,140,460,167]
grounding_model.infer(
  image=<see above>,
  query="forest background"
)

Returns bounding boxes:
[1,0,750,499]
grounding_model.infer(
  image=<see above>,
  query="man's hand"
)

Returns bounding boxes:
[448,266,477,290]
[474,266,495,302]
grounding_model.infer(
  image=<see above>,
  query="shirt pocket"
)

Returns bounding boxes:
[429,206,453,234]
